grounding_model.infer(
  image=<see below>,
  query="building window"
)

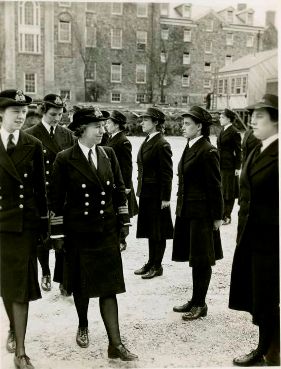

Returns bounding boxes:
[137,3,148,17]
[231,78,235,94]
[227,10,233,23]
[242,76,247,93]
[85,63,96,81]
[136,31,147,51]
[60,90,71,99]
[247,12,253,25]
[160,52,167,63]
[111,29,122,49]
[204,62,211,72]
[24,73,36,93]
[161,28,169,40]
[246,35,254,47]
[111,92,121,102]
[111,63,122,82]
[112,2,123,15]
[223,79,228,94]
[206,19,213,32]
[160,3,169,16]
[59,20,71,43]
[136,93,146,103]
[59,2,71,7]
[226,33,233,46]
[184,29,191,42]
[182,95,190,105]
[183,5,191,18]
[225,55,232,65]
[182,73,190,87]
[18,1,41,53]
[204,79,211,88]
[183,52,190,64]
[218,79,223,94]
[236,77,241,94]
[205,41,212,53]
[136,64,146,83]
[86,14,96,47]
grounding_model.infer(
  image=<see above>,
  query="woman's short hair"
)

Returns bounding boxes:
[74,124,88,138]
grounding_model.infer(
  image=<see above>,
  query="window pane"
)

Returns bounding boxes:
[60,90,70,99]
[24,2,34,25]
[111,93,121,102]
[136,93,146,103]
[136,31,147,50]
[112,2,123,14]
[136,64,146,83]
[184,30,191,42]
[25,34,34,52]
[111,64,121,82]
[25,73,35,93]
[59,21,71,42]
[161,29,169,40]
[111,29,122,48]
[137,3,147,17]
[183,52,190,64]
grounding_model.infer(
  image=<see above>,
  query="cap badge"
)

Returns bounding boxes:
[94,107,103,118]
[15,90,26,102]
[54,96,63,105]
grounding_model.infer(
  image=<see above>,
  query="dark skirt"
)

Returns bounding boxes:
[128,185,139,218]
[64,223,125,298]
[136,196,174,240]
[229,222,279,325]
[172,216,223,267]
[221,169,239,200]
[0,230,41,302]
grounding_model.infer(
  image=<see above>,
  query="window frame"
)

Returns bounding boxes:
[58,20,71,43]
[182,73,190,87]
[136,64,147,84]
[161,28,169,40]
[111,28,122,49]
[137,3,148,18]
[136,30,147,51]
[111,63,122,83]
[24,72,37,94]
[183,29,191,42]
[246,35,254,47]
[183,52,190,65]
[226,33,233,46]
[205,40,212,54]
[111,92,121,103]
[111,2,123,15]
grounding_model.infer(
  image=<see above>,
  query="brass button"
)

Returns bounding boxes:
[85,193,89,197]
[19,194,24,198]
[85,202,89,206]
[82,184,86,188]
[101,200,105,205]
[84,211,88,215]
[100,210,104,214]
[101,191,105,195]
[19,204,24,209]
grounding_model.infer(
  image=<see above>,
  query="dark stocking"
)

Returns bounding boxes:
[99,295,121,347]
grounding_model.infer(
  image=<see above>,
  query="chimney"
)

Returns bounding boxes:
[237,3,247,11]
[265,11,275,26]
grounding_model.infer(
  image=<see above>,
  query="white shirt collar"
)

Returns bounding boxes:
[111,131,121,138]
[224,123,232,131]
[147,131,160,141]
[42,119,57,134]
[78,140,96,158]
[189,135,203,148]
[261,133,278,152]
[0,127,20,150]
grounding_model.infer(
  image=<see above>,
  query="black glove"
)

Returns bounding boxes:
[52,238,65,252]
[38,233,52,250]
[120,225,129,239]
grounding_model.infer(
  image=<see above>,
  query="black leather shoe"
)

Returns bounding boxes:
[233,349,265,366]
[6,330,16,353]
[182,304,208,320]
[173,301,193,313]
[134,263,151,275]
[108,343,138,361]
[142,266,163,279]
[41,275,51,291]
[76,327,89,348]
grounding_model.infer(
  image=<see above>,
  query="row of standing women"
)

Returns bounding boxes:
[0,89,279,368]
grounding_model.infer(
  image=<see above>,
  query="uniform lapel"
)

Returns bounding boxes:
[0,135,23,183]
[34,123,60,153]
[10,131,34,166]
[142,133,160,154]
[96,146,112,184]
[249,140,278,177]
[69,143,102,185]
[183,137,204,165]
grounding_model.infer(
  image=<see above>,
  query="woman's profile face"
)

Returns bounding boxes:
[219,113,230,126]
[182,116,201,140]
[251,108,278,140]
[140,116,156,134]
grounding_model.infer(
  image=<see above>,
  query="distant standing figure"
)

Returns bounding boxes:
[105,110,138,251]
[26,94,75,295]
[229,94,279,367]
[241,126,261,167]
[0,89,48,369]
[172,106,223,320]
[217,108,241,225]
[134,107,173,279]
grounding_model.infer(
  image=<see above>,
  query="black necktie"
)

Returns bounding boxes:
[88,148,96,169]
[50,126,54,139]
[144,135,150,143]
[7,134,16,155]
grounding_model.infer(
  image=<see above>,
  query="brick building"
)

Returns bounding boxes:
[0,1,271,108]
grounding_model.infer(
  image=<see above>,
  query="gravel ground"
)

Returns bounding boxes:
[1,136,259,369]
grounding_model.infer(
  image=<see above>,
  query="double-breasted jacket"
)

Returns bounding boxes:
[25,122,75,200]
[229,140,279,323]
[217,125,241,170]
[136,133,173,240]
[105,131,138,217]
